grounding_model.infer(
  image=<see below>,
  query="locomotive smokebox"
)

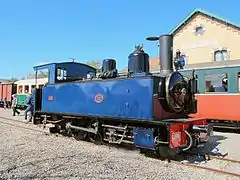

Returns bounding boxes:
[159,35,173,75]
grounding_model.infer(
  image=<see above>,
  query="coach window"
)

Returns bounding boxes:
[24,85,29,93]
[56,68,67,81]
[238,72,240,92]
[205,73,228,93]
[18,86,23,93]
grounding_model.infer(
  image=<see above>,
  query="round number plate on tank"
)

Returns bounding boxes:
[94,94,104,103]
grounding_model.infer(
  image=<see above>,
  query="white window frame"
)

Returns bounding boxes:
[212,48,229,62]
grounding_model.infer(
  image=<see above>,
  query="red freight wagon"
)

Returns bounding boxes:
[0,82,17,108]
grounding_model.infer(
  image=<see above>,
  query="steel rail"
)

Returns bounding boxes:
[208,155,240,164]
[0,115,50,134]
[173,160,240,178]
[185,151,240,164]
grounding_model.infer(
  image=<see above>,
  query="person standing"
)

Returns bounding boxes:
[3,97,7,110]
[24,93,33,120]
[12,94,20,116]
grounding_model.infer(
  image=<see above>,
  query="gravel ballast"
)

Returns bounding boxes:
[0,109,240,180]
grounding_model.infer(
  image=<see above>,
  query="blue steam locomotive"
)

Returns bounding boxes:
[32,34,213,158]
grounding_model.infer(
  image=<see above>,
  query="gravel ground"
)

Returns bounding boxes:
[0,108,239,180]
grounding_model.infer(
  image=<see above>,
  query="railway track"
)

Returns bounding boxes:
[174,152,240,178]
[0,115,51,135]
[208,154,240,164]
[175,160,240,178]
[1,115,240,178]
[208,121,240,133]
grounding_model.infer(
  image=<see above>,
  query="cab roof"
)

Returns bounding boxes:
[33,61,96,71]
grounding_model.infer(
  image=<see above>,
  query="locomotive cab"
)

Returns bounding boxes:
[32,62,97,112]
[33,62,96,85]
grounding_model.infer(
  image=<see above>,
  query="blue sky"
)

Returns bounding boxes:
[0,0,239,79]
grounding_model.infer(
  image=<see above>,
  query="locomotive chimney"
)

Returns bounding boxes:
[159,34,173,75]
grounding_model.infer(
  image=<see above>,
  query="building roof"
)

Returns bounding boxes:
[149,58,160,72]
[169,8,240,35]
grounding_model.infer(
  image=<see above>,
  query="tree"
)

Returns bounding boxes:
[26,71,48,79]
[38,71,48,78]
[86,60,102,73]
[9,77,19,82]
[26,73,35,79]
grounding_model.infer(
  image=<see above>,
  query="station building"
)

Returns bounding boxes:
[121,9,240,91]
[145,9,240,72]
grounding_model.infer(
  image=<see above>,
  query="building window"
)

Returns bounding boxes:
[194,25,204,36]
[205,73,228,93]
[214,50,228,61]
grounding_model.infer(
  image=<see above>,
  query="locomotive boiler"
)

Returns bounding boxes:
[32,34,213,158]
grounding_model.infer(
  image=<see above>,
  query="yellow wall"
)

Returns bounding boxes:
[173,14,240,64]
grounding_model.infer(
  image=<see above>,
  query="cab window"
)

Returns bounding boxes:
[56,68,67,81]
